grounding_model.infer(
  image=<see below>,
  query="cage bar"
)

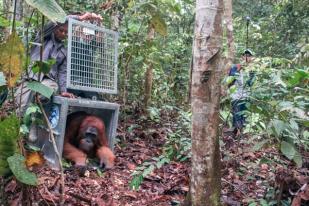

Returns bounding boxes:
[67,19,119,94]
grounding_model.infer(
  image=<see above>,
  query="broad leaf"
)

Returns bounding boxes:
[25,0,66,23]
[150,13,167,36]
[270,119,286,137]
[0,32,25,88]
[32,59,56,74]
[280,141,295,160]
[23,104,41,129]
[27,81,54,99]
[7,154,37,185]
[288,69,309,86]
[293,150,303,168]
[252,140,268,151]
[278,101,293,112]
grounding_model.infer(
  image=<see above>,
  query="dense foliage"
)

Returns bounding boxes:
[0,0,308,204]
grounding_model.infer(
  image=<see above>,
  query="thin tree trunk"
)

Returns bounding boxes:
[122,55,131,105]
[143,26,155,109]
[223,0,235,66]
[190,0,223,205]
[15,0,23,21]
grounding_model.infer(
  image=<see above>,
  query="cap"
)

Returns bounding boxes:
[243,49,253,56]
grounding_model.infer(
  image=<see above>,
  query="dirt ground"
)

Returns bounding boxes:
[2,118,309,206]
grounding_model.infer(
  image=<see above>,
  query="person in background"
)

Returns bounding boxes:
[15,12,102,117]
[228,49,255,137]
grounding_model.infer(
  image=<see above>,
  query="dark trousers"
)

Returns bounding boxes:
[231,99,247,130]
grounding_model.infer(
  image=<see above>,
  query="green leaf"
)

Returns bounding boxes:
[156,157,170,168]
[20,124,29,135]
[26,81,54,99]
[273,73,286,88]
[260,199,269,206]
[288,69,309,86]
[0,16,10,27]
[7,154,37,185]
[32,59,56,74]
[25,144,41,152]
[248,202,257,206]
[270,119,286,137]
[278,101,293,112]
[225,76,236,85]
[130,175,143,190]
[280,141,296,160]
[229,85,237,94]
[142,164,155,177]
[252,140,268,151]
[23,104,41,127]
[299,120,309,127]
[25,0,66,23]
[0,115,20,143]
[293,150,303,168]
[150,13,167,36]
[303,131,309,139]
[25,104,41,116]
[289,119,299,132]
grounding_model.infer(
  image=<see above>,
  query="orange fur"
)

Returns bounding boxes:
[63,112,115,168]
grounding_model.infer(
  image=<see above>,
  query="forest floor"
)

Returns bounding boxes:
[2,112,309,206]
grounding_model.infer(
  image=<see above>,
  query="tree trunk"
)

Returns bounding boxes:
[15,0,23,21]
[122,55,131,105]
[143,26,155,109]
[223,0,235,66]
[190,0,223,205]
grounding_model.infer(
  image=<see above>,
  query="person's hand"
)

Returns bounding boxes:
[61,92,76,98]
[80,12,102,22]
[91,13,103,21]
[79,12,91,21]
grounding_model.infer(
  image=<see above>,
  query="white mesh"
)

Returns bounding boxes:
[67,19,118,94]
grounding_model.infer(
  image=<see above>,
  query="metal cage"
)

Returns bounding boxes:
[67,19,119,94]
[30,96,120,169]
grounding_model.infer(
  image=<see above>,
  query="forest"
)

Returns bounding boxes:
[0,0,308,206]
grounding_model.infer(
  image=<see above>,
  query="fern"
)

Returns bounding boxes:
[0,115,20,176]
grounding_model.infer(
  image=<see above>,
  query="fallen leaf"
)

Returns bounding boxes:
[127,163,136,170]
[25,151,45,168]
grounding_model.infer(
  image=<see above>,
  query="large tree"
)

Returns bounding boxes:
[190,0,223,205]
[223,0,235,64]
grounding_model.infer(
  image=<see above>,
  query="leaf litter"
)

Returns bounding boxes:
[2,116,309,205]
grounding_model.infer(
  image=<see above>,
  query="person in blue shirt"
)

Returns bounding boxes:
[228,49,255,137]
